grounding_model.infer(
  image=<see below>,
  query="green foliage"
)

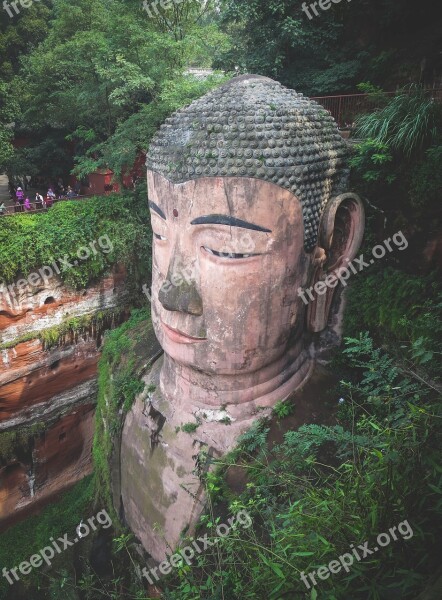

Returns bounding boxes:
[218,0,353,94]
[341,332,427,426]
[0,0,52,80]
[0,81,18,171]
[409,144,442,208]
[345,269,442,379]
[283,423,374,460]
[0,124,14,174]
[0,307,127,351]
[349,138,395,185]
[350,87,442,237]
[7,0,228,179]
[238,419,270,454]
[0,193,151,293]
[0,1,52,173]
[218,0,440,95]
[162,337,441,600]
[180,421,201,434]
[273,398,295,419]
[0,476,94,599]
[93,309,154,520]
[356,82,389,107]
[355,86,441,158]
[0,422,45,466]
[48,308,129,349]
[82,71,227,182]
[0,331,39,350]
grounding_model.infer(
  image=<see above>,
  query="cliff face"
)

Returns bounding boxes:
[0,266,129,528]
[0,405,95,528]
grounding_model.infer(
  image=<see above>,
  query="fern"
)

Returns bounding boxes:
[281,424,374,460]
[238,419,270,453]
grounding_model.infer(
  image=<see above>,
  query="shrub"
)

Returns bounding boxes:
[161,336,441,600]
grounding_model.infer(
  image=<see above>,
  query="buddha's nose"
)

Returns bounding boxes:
[158,258,203,317]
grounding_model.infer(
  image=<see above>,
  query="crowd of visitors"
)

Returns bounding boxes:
[5,177,82,215]
[2,174,118,216]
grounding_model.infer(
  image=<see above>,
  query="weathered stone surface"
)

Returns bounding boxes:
[121,361,335,562]
[0,339,98,422]
[0,379,97,431]
[0,266,130,529]
[121,352,313,563]
[0,403,95,527]
[146,75,350,251]
[120,76,365,563]
[0,266,127,345]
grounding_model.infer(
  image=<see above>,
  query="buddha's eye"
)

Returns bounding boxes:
[154,233,167,241]
[203,246,257,259]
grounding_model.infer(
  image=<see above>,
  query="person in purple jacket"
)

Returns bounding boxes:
[16,187,24,204]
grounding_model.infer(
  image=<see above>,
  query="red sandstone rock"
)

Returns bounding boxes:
[0,266,129,530]
[0,338,98,421]
[0,404,95,528]
[119,163,364,560]
[0,266,127,344]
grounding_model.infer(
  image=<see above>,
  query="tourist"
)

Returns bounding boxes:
[66,186,76,198]
[0,202,6,215]
[56,178,64,195]
[35,192,44,210]
[24,197,32,211]
[46,187,56,207]
[16,187,24,204]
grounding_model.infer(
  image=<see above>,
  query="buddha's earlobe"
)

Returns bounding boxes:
[307,193,365,333]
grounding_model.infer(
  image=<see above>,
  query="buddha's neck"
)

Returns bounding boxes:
[159,339,314,421]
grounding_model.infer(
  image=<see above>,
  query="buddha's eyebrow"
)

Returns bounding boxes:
[191,215,271,233]
[149,201,166,220]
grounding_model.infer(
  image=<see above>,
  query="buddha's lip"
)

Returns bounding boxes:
[162,322,207,344]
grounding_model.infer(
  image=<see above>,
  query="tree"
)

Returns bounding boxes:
[9,0,228,180]
[216,0,442,95]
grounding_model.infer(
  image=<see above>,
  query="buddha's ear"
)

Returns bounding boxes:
[307,193,365,333]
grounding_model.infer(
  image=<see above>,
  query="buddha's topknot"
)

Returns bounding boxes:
[146,75,349,251]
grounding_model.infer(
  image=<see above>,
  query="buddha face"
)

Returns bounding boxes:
[148,171,312,376]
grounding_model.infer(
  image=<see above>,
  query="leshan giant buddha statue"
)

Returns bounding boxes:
[119,75,365,562]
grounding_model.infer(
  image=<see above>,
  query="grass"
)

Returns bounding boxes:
[355,86,441,157]
[0,475,95,599]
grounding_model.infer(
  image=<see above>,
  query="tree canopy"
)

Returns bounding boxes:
[2,0,440,179]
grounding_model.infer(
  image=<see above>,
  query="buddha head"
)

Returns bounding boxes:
[145,75,364,399]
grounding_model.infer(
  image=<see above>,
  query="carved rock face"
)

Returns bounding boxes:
[118,77,365,563]
[148,171,309,378]
[146,75,349,251]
